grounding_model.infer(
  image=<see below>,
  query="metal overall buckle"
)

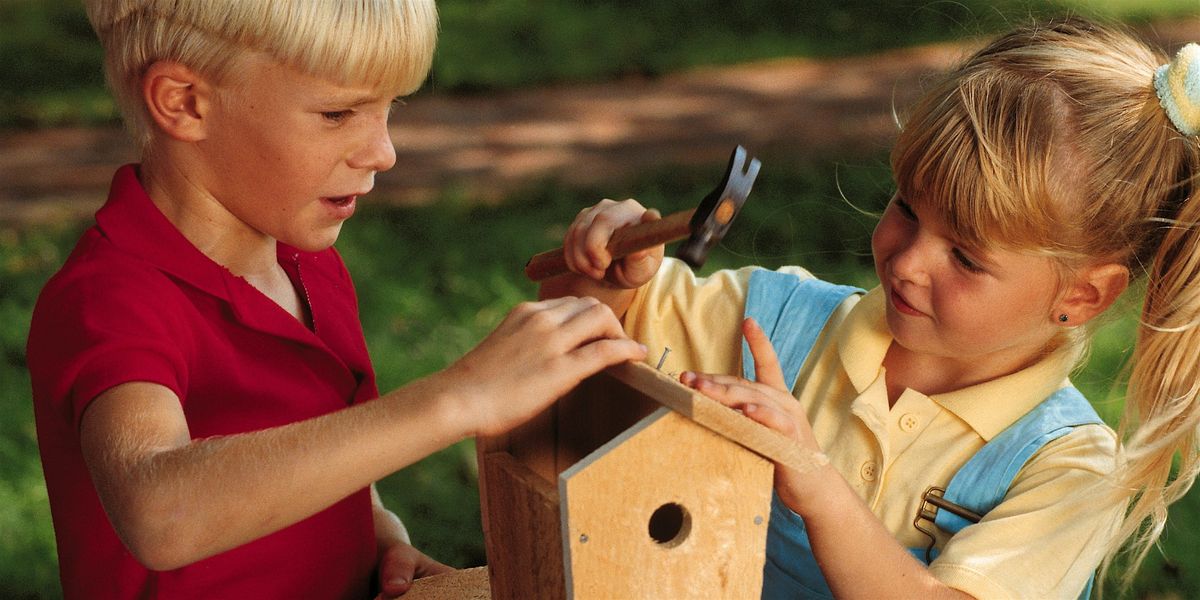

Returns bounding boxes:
[913,486,983,563]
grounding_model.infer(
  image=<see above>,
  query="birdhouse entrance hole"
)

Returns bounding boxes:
[648,502,691,547]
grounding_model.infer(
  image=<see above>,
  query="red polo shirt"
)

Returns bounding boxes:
[27,165,380,599]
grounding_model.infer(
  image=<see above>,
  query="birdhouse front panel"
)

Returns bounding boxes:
[559,406,774,599]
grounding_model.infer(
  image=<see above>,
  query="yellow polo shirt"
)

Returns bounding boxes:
[624,258,1122,599]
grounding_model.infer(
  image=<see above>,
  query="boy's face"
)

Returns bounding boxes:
[196,53,400,252]
[871,195,1063,378]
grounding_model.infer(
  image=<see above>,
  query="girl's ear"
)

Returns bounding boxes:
[142,61,213,142]
[1056,262,1129,326]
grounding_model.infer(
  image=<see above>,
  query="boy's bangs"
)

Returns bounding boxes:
[114,1,440,95]
[260,1,438,95]
[890,75,1068,255]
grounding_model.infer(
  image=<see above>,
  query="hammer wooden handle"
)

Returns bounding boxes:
[524,209,696,281]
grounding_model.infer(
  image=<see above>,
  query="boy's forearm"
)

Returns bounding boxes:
[83,376,467,571]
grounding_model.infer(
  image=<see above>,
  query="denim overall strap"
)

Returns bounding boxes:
[742,269,861,599]
[741,269,862,390]
[934,387,1104,534]
[929,386,1104,600]
[747,270,1104,599]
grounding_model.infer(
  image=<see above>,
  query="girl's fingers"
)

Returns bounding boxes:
[680,372,797,435]
[680,371,776,407]
[581,200,642,273]
[743,318,788,391]
[565,205,605,279]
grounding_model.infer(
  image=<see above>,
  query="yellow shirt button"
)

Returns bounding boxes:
[860,460,878,481]
[900,413,920,432]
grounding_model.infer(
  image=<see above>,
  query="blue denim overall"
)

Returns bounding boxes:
[741,269,1101,599]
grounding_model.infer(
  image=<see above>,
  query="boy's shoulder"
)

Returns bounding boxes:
[32,224,191,335]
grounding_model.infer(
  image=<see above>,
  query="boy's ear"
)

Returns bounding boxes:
[1056,262,1129,326]
[142,61,213,142]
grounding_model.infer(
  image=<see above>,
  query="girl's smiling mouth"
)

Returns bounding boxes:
[890,287,926,317]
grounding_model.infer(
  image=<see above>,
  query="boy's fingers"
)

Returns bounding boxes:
[744,318,788,391]
[552,298,633,348]
[569,338,649,374]
[377,544,420,598]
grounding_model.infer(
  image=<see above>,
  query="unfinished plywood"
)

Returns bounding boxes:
[559,407,774,599]
[477,360,791,599]
[608,361,829,473]
[403,566,491,600]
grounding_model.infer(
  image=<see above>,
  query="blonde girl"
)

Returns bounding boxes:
[546,17,1200,598]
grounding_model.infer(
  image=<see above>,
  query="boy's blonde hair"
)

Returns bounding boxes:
[892,17,1200,592]
[85,0,439,148]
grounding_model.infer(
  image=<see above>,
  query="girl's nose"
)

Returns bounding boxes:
[349,117,398,173]
[889,234,933,287]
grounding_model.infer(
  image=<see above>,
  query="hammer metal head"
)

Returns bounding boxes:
[675,145,761,267]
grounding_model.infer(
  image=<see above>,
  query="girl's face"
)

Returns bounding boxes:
[871,195,1064,379]
[197,53,402,253]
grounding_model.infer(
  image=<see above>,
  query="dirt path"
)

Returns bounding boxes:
[4,19,1199,225]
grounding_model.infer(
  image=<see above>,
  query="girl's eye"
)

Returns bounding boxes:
[322,110,353,123]
[895,199,918,221]
[953,248,985,274]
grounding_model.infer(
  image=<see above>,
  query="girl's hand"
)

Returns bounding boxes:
[375,539,453,599]
[440,296,647,439]
[680,318,826,513]
[562,198,664,288]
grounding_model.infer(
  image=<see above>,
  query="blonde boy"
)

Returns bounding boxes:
[26,2,645,598]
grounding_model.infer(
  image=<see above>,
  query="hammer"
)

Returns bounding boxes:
[524,145,761,281]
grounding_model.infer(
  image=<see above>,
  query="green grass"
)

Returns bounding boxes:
[2,155,1198,598]
[3,0,1199,127]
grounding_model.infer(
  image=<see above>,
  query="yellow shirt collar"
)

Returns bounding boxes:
[836,287,1080,441]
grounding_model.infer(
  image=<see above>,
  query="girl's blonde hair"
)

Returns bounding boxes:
[85,0,439,148]
[892,17,1200,591]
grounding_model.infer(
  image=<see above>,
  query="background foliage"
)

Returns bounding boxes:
[3,0,1198,126]
[2,0,1199,598]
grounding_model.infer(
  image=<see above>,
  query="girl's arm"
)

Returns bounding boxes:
[537,198,664,319]
[681,319,974,600]
[79,296,646,571]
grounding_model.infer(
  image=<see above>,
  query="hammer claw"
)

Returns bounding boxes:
[525,145,760,280]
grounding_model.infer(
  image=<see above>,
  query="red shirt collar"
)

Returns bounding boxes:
[93,164,327,348]
[95,164,237,301]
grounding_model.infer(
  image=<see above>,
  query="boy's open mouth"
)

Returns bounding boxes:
[325,195,356,207]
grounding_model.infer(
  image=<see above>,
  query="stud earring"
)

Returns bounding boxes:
[1058,314,1069,323]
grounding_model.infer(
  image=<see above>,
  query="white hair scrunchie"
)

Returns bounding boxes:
[1155,43,1200,136]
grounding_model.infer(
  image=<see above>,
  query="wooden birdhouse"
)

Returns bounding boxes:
[468,360,815,599]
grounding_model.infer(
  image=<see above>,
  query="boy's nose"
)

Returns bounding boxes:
[350,119,398,173]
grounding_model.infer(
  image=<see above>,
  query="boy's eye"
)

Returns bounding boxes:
[322,110,354,123]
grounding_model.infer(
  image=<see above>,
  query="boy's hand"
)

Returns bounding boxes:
[563,198,664,288]
[442,296,647,438]
[679,318,827,514]
[375,540,452,599]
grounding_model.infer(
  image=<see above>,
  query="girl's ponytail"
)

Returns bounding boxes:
[1105,52,1200,579]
